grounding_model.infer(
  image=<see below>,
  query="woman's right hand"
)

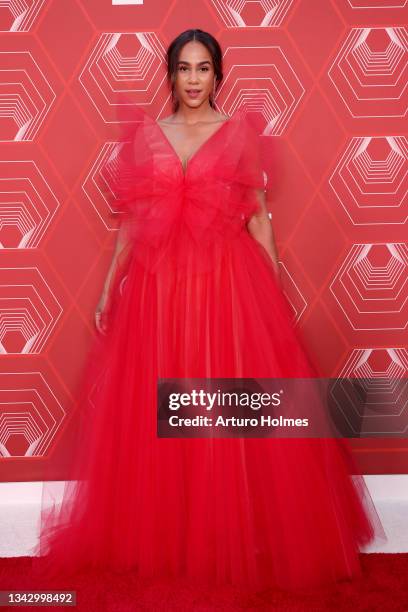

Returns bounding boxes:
[94,290,110,335]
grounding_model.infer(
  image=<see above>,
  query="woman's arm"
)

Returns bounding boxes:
[101,217,130,296]
[95,216,130,333]
[246,188,281,282]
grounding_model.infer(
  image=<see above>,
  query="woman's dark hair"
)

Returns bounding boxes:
[166,29,223,111]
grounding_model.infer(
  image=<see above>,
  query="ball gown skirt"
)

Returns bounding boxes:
[31,106,386,593]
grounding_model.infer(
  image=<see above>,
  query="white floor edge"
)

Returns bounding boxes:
[0,476,407,557]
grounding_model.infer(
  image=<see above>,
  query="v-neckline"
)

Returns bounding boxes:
[154,113,233,176]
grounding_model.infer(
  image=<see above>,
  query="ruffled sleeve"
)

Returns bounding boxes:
[230,112,274,220]
[239,114,266,190]
[102,103,153,220]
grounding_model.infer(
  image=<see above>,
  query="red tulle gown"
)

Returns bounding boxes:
[31,106,385,593]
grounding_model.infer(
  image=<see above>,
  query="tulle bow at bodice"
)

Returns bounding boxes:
[104,106,267,273]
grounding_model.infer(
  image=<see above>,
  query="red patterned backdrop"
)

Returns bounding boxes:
[0,0,407,480]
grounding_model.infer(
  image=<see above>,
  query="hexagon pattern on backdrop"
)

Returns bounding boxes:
[0,0,407,477]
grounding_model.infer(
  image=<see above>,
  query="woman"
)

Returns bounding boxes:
[33,29,385,594]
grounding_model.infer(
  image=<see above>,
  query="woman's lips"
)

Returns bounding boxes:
[186,90,201,99]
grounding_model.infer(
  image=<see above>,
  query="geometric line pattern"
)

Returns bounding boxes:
[0,160,61,248]
[221,46,305,135]
[0,51,57,141]
[210,0,295,27]
[0,0,46,32]
[331,347,408,435]
[0,267,63,353]
[78,32,167,124]
[329,136,408,225]
[328,27,408,119]
[0,372,66,457]
[330,243,408,331]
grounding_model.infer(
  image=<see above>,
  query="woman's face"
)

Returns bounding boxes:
[173,41,216,110]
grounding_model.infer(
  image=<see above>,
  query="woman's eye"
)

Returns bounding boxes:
[177,66,210,72]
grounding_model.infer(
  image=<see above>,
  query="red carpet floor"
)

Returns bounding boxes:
[0,554,407,611]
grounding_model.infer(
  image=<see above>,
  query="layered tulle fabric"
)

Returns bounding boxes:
[102,106,267,276]
[31,106,386,593]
